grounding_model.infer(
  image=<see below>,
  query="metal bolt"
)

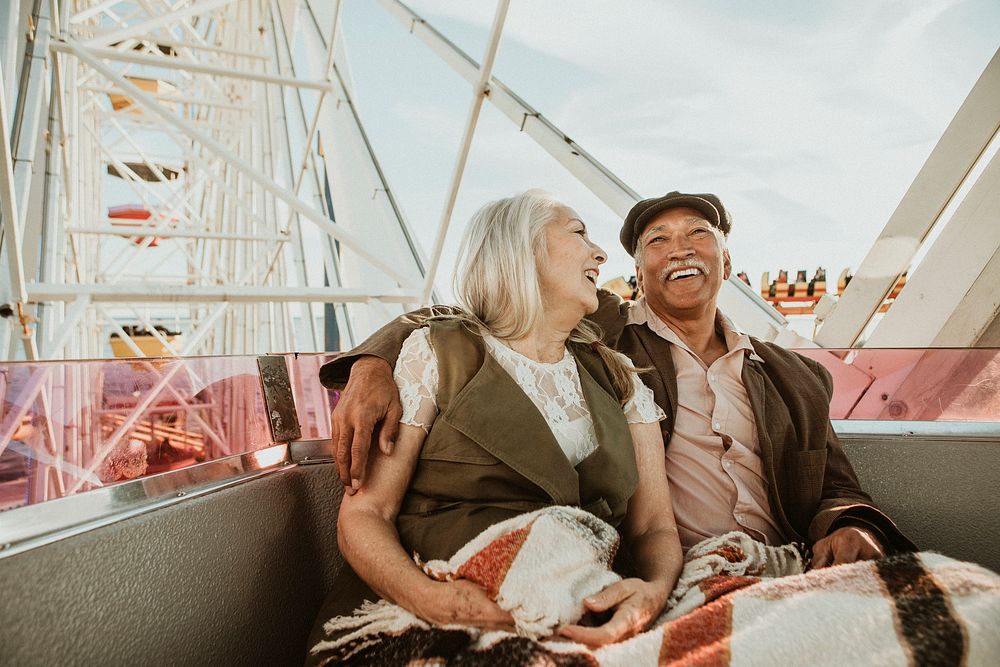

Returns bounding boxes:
[887,401,907,418]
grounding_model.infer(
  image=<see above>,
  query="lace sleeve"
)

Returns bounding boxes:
[623,371,666,424]
[394,328,439,432]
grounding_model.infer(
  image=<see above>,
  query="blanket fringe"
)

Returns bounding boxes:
[312,599,431,655]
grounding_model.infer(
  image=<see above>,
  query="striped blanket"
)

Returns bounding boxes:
[311,506,1000,666]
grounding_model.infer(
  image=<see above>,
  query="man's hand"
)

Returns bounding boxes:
[812,525,885,569]
[330,356,401,494]
[557,578,670,647]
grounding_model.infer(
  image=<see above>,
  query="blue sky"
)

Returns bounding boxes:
[334,0,1000,302]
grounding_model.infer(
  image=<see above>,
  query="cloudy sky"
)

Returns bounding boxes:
[333,0,998,303]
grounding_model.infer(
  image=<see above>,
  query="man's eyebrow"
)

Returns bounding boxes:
[642,223,668,240]
[568,217,586,229]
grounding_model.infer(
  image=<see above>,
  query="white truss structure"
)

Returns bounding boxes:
[1,0,433,362]
[1,0,798,365]
[1,1,997,364]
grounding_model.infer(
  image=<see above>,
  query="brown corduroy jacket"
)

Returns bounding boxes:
[320,292,915,553]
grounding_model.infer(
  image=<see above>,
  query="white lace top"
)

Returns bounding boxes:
[394,328,665,466]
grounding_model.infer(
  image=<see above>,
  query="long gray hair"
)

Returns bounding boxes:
[450,190,638,403]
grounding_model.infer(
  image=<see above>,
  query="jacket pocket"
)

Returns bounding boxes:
[418,441,501,465]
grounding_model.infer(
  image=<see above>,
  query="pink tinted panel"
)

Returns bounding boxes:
[0,356,273,512]
[793,348,1000,422]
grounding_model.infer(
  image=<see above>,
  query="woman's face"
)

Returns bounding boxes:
[537,207,607,317]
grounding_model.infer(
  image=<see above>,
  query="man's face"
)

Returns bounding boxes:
[635,206,731,318]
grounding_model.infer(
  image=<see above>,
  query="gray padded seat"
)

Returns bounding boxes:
[0,465,344,666]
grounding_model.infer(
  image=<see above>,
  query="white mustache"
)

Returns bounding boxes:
[657,259,711,282]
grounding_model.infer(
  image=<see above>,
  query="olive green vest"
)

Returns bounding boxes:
[396,320,638,561]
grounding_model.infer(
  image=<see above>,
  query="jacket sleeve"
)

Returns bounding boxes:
[318,305,463,389]
[805,359,917,553]
[586,288,632,345]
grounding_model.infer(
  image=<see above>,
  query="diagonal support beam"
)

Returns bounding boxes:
[60,38,416,287]
[44,295,91,358]
[816,48,1000,347]
[81,0,243,47]
[379,0,786,338]
[0,59,38,359]
[421,0,509,304]
[27,282,423,303]
[53,42,335,91]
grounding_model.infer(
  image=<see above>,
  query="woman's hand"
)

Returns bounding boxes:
[413,580,516,631]
[557,577,670,646]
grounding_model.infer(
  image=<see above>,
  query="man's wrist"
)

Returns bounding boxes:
[352,355,392,376]
[830,517,886,549]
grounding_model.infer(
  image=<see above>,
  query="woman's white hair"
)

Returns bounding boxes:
[453,189,563,340]
[451,189,639,404]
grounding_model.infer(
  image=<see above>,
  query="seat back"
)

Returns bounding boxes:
[0,465,343,666]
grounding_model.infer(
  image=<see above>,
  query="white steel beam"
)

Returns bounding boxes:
[380,0,639,214]
[379,0,787,338]
[68,224,289,242]
[71,0,139,26]
[44,295,91,359]
[80,0,243,47]
[100,306,148,356]
[61,38,416,287]
[82,85,255,111]
[114,36,268,60]
[52,42,335,91]
[816,48,1000,347]
[865,146,1000,347]
[290,0,432,339]
[421,0,509,304]
[0,59,38,359]
[27,282,423,303]
[180,303,228,355]
[288,0,340,201]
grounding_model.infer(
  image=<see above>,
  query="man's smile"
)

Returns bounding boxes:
[667,267,703,281]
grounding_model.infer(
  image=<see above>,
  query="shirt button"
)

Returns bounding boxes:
[709,372,716,381]
[713,422,721,430]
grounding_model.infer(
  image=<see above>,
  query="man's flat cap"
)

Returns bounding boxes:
[620,191,731,256]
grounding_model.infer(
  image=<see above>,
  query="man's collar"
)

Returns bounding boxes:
[628,296,765,363]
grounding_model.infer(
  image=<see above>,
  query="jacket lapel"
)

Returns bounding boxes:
[440,352,581,506]
[632,325,678,423]
[741,354,771,466]
[574,353,638,503]
[742,347,796,537]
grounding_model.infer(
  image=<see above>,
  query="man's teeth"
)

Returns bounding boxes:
[584,270,598,283]
[669,267,701,280]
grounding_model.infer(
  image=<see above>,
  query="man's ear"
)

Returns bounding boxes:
[723,249,732,281]
[635,265,644,291]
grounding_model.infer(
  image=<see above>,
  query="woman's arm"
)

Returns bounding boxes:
[559,421,682,646]
[337,422,514,628]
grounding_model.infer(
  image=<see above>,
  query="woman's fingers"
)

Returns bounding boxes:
[582,580,632,612]
[560,579,664,647]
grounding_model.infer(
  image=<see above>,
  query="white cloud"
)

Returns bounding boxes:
[344,0,1000,305]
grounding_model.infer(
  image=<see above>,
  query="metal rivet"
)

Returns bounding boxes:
[176,491,186,497]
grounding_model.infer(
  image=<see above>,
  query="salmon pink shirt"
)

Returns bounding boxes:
[629,297,785,550]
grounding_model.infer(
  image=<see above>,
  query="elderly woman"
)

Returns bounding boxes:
[309,191,682,653]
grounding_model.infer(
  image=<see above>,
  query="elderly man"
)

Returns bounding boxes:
[320,191,914,566]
